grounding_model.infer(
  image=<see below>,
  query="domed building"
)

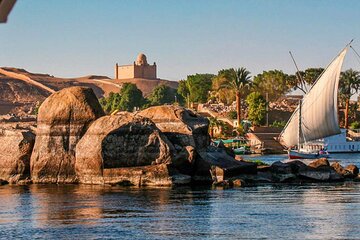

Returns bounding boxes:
[136,53,148,66]
[115,53,157,80]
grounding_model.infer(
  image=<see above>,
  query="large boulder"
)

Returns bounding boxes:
[331,162,348,176]
[267,160,344,182]
[345,164,359,178]
[138,105,210,175]
[331,162,359,179]
[75,113,189,185]
[138,105,210,150]
[308,158,330,168]
[270,161,293,174]
[298,159,343,182]
[0,127,35,183]
[31,87,104,183]
[269,161,307,182]
[194,147,257,182]
[267,161,303,183]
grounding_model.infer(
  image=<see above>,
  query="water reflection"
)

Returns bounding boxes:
[297,183,360,239]
[29,185,105,226]
[0,183,359,239]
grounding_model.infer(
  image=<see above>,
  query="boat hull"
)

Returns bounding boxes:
[234,147,250,155]
[288,150,330,159]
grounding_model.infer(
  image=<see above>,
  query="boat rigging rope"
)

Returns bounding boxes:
[350,45,360,66]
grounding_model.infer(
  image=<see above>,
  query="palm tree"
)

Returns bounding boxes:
[340,69,360,129]
[208,117,221,138]
[220,67,252,127]
[211,75,236,105]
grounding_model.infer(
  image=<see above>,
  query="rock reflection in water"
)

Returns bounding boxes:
[0,183,359,239]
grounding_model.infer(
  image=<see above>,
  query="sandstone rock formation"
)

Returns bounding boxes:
[308,158,329,168]
[270,161,294,174]
[30,87,104,183]
[330,162,360,179]
[138,105,210,150]
[138,105,259,181]
[196,148,257,181]
[331,162,349,176]
[138,105,211,175]
[298,158,343,181]
[102,164,191,186]
[345,164,359,178]
[0,127,35,183]
[75,113,189,185]
[270,159,342,182]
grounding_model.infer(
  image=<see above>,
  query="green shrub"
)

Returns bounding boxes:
[248,159,268,166]
[245,92,266,126]
[270,120,286,128]
[33,101,42,115]
[350,121,360,130]
[227,111,237,120]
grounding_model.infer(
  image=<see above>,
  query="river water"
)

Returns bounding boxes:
[0,155,360,239]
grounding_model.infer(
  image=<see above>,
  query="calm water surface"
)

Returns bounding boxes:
[0,182,359,239]
[1,154,360,239]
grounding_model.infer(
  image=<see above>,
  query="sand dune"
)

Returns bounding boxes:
[0,67,178,115]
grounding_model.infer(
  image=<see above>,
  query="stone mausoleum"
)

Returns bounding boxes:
[115,53,157,80]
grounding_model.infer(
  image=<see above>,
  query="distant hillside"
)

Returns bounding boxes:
[0,67,178,115]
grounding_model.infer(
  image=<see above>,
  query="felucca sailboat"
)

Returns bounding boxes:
[280,43,351,159]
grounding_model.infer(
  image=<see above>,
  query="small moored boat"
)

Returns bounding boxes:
[288,149,330,159]
[213,138,251,155]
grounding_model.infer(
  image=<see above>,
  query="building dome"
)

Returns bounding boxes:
[136,53,148,66]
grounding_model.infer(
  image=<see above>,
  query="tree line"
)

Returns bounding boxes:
[99,83,180,114]
[100,67,360,129]
[177,67,360,128]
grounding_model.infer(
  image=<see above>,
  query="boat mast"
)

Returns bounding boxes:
[289,51,307,94]
[298,99,302,150]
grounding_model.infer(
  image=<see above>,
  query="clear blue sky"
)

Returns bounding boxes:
[1,0,360,80]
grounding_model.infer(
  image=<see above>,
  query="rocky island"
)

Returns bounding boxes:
[0,86,359,187]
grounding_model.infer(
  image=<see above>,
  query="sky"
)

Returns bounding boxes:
[1,0,360,81]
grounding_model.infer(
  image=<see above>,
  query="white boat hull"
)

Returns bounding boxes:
[300,129,360,153]
[288,150,330,159]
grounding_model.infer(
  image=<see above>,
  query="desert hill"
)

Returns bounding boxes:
[0,67,178,115]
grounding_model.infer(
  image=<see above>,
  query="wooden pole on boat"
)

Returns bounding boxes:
[298,99,302,151]
[350,45,360,66]
[289,51,307,94]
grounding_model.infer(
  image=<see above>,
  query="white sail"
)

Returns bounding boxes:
[280,47,348,147]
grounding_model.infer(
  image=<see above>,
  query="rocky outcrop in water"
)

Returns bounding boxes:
[297,158,343,181]
[225,158,360,186]
[30,87,104,183]
[138,105,204,176]
[196,147,257,182]
[0,127,35,183]
[75,112,189,185]
[138,105,258,181]
[345,164,359,178]
[1,86,360,187]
